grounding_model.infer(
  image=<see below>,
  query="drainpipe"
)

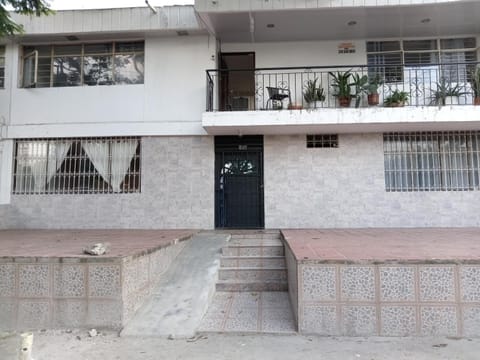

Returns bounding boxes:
[249,12,255,43]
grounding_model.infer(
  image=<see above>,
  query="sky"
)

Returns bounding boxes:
[48,0,194,10]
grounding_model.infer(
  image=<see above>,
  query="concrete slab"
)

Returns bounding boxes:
[120,232,230,338]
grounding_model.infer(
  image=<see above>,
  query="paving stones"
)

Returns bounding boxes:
[198,291,296,334]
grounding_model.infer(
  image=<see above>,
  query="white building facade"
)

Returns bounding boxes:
[1,0,480,229]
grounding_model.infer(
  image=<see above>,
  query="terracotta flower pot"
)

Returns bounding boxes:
[368,94,379,106]
[288,103,303,110]
[338,96,351,108]
[474,97,480,106]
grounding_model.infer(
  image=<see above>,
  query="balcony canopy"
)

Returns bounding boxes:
[197,1,480,42]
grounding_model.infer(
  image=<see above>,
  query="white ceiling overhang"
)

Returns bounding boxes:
[198,2,480,43]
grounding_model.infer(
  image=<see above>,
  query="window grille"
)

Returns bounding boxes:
[21,41,144,88]
[0,46,5,88]
[366,37,478,83]
[13,137,141,194]
[383,132,480,192]
[307,134,338,148]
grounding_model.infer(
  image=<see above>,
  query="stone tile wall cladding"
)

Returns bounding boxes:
[264,134,480,228]
[286,256,480,337]
[0,241,185,331]
[0,136,214,229]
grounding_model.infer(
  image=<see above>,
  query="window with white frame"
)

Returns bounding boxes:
[13,137,141,194]
[384,132,480,192]
[367,37,478,83]
[0,46,5,88]
[21,41,144,88]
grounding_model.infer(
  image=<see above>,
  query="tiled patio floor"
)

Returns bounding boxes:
[0,229,196,258]
[282,228,480,262]
[198,292,296,334]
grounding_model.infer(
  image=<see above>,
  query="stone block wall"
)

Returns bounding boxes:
[264,134,480,228]
[0,136,214,230]
[285,257,480,337]
[0,241,186,331]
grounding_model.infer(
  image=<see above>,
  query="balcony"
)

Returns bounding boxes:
[202,62,480,135]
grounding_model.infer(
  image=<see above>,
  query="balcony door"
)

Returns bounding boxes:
[219,52,255,111]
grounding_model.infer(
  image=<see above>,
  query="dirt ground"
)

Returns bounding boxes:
[2,330,480,360]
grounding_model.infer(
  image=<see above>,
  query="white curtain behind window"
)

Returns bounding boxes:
[46,141,72,189]
[82,140,110,186]
[110,140,138,192]
[28,141,49,193]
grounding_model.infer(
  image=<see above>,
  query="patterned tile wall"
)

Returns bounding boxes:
[296,263,480,337]
[0,240,187,331]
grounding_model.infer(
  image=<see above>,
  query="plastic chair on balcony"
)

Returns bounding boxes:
[265,86,291,110]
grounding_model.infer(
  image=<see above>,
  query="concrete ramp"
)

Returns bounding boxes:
[120,232,230,338]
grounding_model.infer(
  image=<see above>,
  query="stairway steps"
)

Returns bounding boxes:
[218,267,287,281]
[228,238,283,246]
[230,233,281,240]
[222,246,284,257]
[220,256,286,268]
[216,279,288,292]
[216,231,286,292]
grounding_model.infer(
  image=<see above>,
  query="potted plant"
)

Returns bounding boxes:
[329,70,353,107]
[351,73,368,108]
[469,67,480,105]
[431,78,466,106]
[384,90,409,107]
[303,78,326,109]
[367,75,383,106]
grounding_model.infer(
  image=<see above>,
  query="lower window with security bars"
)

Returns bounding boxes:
[12,137,141,194]
[383,131,480,191]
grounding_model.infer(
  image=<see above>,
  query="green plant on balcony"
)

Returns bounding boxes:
[329,70,353,107]
[431,78,466,106]
[367,75,383,106]
[351,73,369,108]
[469,67,480,105]
[303,78,326,109]
[384,90,409,107]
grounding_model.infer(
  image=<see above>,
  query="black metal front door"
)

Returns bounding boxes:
[215,136,264,228]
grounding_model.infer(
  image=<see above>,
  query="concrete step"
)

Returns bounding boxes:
[230,233,281,240]
[222,245,284,257]
[216,280,288,292]
[228,238,283,246]
[220,256,286,268]
[218,267,287,282]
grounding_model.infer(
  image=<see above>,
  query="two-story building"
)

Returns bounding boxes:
[1,0,480,230]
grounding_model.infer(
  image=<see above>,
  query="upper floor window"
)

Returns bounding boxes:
[13,137,141,194]
[0,46,5,88]
[21,41,144,88]
[367,37,477,83]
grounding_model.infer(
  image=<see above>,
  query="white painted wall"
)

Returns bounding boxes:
[0,140,13,205]
[12,6,200,35]
[0,41,13,136]
[7,35,216,138]
[221,40,366,68]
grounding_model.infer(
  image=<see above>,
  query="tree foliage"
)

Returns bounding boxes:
[0,0,53,36]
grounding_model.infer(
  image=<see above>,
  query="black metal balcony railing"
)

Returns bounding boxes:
[206,62,480,112]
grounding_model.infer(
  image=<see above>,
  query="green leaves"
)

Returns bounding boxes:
[0,0,54,36]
